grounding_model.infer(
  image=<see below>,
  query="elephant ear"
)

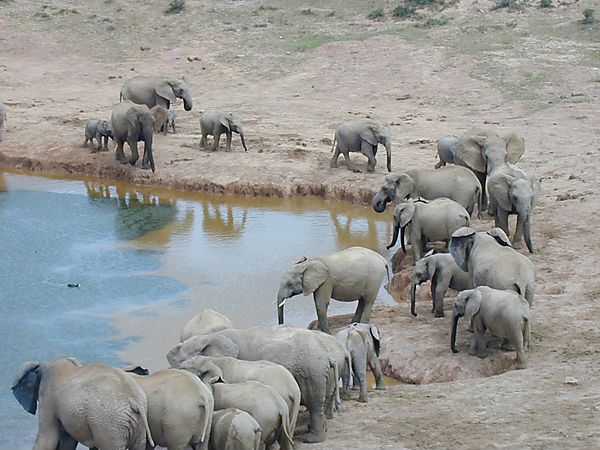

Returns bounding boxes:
[487,228,512,247]
[500,131,525,164]
[449,227,476,272]
[456,130,487,173]
[123,365,150,376]
[426,256,438,281]
[463,288,483,320]
[126,107,141,132]
[64,357,82,367]
[155,79,177,103]
[360,126,378,146]
[487,173,514,212]
[302,260,329,295]
[396,203,416,228]
[219,115,231,131]
[167,343,182,367]
[11,361,41,415]
[369,325,382,356]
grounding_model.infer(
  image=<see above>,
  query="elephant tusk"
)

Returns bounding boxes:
[274,298,287,306]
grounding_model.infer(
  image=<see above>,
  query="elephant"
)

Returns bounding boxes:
[449,227,536,306]
[435,135,457,168]
[111,100,156,172]
[330,119,392,173]
[0,101,5,141]
[335,323,385,402]
[371,166,483,217]
[180,309,234,342]
[451,286,532,370]
[410,251,472,318]
[276,246,389,334]
[208,380,294,450]
[210,408,262,450]
[167,326,338,443]
[125,368,213,450]
[83,119,114,151]
[150,105,169,132]
[163,110,177,133]
[387,197,471,263]
[120,75,193,111]
[175,355,300,435]
[12,357,153,450]
[199,111,248,152]
[455,127,525,209]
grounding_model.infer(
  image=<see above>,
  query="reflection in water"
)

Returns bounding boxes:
[330,211,391,250]
[202,202,248,242]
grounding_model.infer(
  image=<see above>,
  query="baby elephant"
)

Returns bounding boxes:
[336,323,385,402]
[435,135,457,168]
[83,119,114,151]
[164,110,177,133]
[387,197,470,264]
[410,252,472,318]
[210,408,262,450]
[451,286,532,370]
[200,111,248,152]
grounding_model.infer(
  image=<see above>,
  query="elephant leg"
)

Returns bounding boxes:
[352,299,365,323]
[200,132,208,149]
[314,288,332,334]
[473,327,488,359]
[431,275,450,318]
[497,208,510,238]
[95,132,103,151]
[58,427,78,450]
[512,332,527,369]
[368,350,386,390]
[330,145,341,168]
[141,146,151,170]
[352,356,368,403]
[212,127,222,151]
[359,297,375,324]
[225,131,232,152]
[115,140,128,164]
[513,213,525,249]
[361,141,376,172]
[477,171,488,211]
[411,230,422,264]
[434,160,445,169]
[127,139,139,166]
[33,412,60,450]
[341,148,354,171]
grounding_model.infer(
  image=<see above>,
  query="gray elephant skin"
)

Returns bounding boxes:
[277,246,388,334]
[210,408,262,450]
[387,197,470,263]
[83,119,114,151]
[127,368,213,450]
[449,227,536,305]
[111,100,156,172]
[336,323,385,402]
[371,166,482,217]
[200,111,248,152]
[167,326,338,443]
[411,252,472,318]
[176,355,301,435]
[12,357,153,450]
[180,308,234,342]
[208,380,293,450]
[120,75,193,111]
[0,101,5,141]
[455,127,525,209]
[330,119,392,172]
[451,286,532,370]
[435,135,458,168]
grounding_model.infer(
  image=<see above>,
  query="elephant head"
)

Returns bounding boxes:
[157,77,193,111]
[371,173,416,213]
[410,254,437,317]
[150,105,169,132]
[277,258,329,325]
[361,123,392,172]
[167,334,239,366]
[387,199,428,251]
[127,105,156,172]
[220,113,248,151]
[449,227,512,272]
[177,357,226,384]
[99,121,114,140]
[12,357,82,415]
[456,128,525,175]
[451,288,483,353]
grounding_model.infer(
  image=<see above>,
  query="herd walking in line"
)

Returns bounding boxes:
[4,69,540,449]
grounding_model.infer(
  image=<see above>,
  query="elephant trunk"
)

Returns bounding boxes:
[371,193,388,213]
[400,226,406,254]
[451,314,460,353]
[387,220,400,250]
[277,293,285,325]
[523,216,533,253]
[239,131,248,152]
[385,142,392,173]
[410,278,418,317]
[182,92,193,111]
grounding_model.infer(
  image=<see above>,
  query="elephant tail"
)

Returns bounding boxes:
[131,399,154,448]
[331,135,337,152]
[523,316,531,350]
[198,399,212,445]
[476,183,484,219]
[119,91,123,103]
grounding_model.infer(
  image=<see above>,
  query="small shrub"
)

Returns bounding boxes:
[491,0,522,11]
[540,0,552,8]
[421,16,449,27]
[301,8,316,16]
[165,0,185,14]
[392,4,416,18]
[368,7,385,20]
[581,8,595,24]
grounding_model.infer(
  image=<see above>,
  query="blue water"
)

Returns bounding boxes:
[0,171,394,449]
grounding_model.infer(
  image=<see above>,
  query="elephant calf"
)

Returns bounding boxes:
[387,197,470,264]
[210,408,262,450]
[336,323,385,402]
[451,286,532,370]
[435,135,457,168]
[200,111,248,152]
[411,252,472,318]
[83,119,114,151]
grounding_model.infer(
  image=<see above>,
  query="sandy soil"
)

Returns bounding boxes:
[1,1,599,448]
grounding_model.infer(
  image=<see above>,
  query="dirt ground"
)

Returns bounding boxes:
[1,0,599,448]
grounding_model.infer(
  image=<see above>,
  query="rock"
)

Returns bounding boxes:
[396,94,411,101]
[563,377,578,385]
[321,137,332,146]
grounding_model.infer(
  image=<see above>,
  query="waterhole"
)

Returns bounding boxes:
[0,169,396,448]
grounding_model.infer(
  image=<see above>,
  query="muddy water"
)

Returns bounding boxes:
[0,169,396,449]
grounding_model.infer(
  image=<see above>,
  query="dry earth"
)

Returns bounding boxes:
[1,0,599,448]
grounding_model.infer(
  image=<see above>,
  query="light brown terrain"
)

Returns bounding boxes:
[1,0,599,448]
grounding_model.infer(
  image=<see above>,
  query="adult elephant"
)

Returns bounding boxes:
[167,326,338,443]
[111,100,156,172]
[371,166,482,217]
[200,111,248,152]
[455,127,525,209]
[120,76,193,111]
[180,309,234,342]
[12,357,153,450]
[276,247,388,334]
[449,227,536,305]
[330,119,392,173]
